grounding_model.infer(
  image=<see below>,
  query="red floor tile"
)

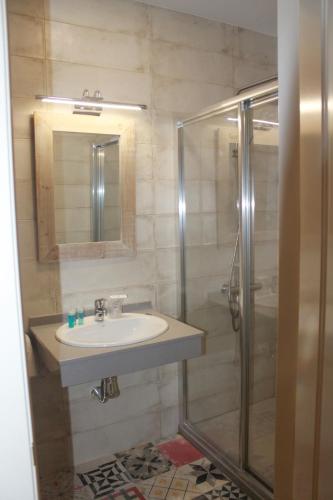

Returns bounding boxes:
[157,436,203,467]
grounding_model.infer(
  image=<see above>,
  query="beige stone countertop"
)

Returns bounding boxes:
[29,309,205,387]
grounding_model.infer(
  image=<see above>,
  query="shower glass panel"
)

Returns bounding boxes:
[179,81,278,500]
[182,108,241,465]
[247,100,279,486]
[91,137,120,242]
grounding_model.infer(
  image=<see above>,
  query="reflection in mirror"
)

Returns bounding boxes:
[53,132,120,244]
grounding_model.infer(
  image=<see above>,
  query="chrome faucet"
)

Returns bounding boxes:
[95,298,107,322]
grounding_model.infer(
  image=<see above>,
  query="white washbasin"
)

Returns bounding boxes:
[55,313,169,348]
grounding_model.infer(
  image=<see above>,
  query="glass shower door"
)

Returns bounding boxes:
[179,81,278,500]
[181,107,242,466]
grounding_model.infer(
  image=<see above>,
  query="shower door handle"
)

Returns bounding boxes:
[221,282,263,296]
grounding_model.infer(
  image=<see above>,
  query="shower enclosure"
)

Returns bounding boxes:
[178,80,278,500]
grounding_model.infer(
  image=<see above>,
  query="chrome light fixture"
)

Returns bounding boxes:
[35,89,147,116]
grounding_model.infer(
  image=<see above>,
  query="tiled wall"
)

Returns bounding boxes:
[7,0,276,476]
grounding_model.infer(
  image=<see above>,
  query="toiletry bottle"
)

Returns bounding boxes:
[77,307,85,326]
[68,309,76,328]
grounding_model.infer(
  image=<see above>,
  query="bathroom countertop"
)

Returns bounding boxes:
[29,309,204,387]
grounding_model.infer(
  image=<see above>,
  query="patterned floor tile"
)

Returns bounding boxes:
[39,436,251,500]
[77,459,132,498]
[174,459,229,494]
[108,484,147,500]
[192,482,251,499]
[116,442,173,481]
[136,458,229,499]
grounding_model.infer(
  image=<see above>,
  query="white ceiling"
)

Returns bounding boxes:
[138,0,277,36]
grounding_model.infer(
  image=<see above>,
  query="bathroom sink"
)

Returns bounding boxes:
[55,313,169,348]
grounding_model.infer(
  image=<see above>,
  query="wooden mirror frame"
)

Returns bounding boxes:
[34,112,136,261]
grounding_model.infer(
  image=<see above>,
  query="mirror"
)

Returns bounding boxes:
[34,112,135,261]
[53,131,121,244]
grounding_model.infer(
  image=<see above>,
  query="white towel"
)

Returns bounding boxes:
[24,334,38,377]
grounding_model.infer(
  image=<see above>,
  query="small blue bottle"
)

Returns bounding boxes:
[67,309,76,329]
[77,307,85,326]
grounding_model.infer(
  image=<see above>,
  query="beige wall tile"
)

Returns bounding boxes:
[233,27,277,66]
[151,7,230,53]
[20,260,55,302]
[186,246,232,279]
[22,296,57,331]
[56,231,91,244]
[104,184,120,208]
[152,144,177,180]
[54,185,91,209]
[136,143,153,180]
[10,55,45,97]
[202,214,218,245]
[59,252,155,293]
[30,373,69,443]
[159,365,179,408]
[13,138,34,180]
[152,111,177,149]
[136,180,154,214]
[36,436,72,478]
[15,179,35,220]
[53,132,91,161]
[155,215,178,248]
[71,411,161,466]
[8,14,44,58]
[45,0,149,36]
[184,181,200,213]
[55,208,91,232]
[17,220,37,260]
[185,214,202,246]
[54,161,91,185]
[183,145,201,181]
[45,21,149,72]
[136,215,154,250]
[161,405,179,439]
[233,59,276,90]
[201,181,217,213]
[255,241,278,273]
[155,180,177,214]
[152,41,233,87]
[11,97,45,139]
[68,382,159,433]
[7,0,44,18]
[156,249,179,282]
[68,368,159,401]
[157,282,180,318]
[60,284,156,312]
[46,60,151,104]
[153,76,233,114]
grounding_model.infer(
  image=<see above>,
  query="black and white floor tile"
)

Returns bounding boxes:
[77,459,132,498]
[115,442,173,481]
[193,483,250,499]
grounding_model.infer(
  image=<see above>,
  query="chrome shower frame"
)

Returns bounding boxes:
[177,79,278,500]
[91,137,119,242]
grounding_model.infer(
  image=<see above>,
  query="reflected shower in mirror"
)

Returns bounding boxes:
[53,131,121,244]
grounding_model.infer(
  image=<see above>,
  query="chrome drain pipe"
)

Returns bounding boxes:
[91,376,120,403]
